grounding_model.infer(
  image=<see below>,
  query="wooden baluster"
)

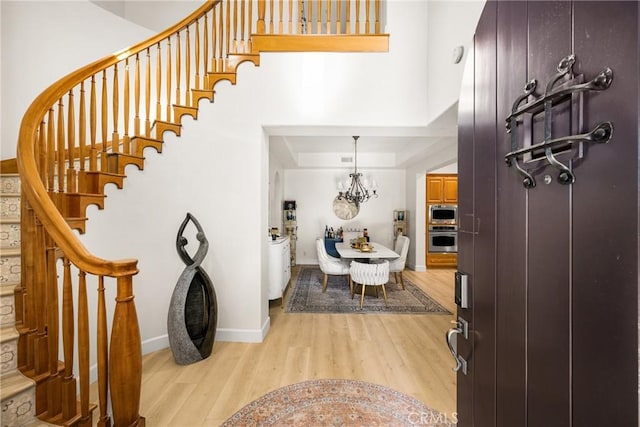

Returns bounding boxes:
[240,0,246,51]
[176,32,182,105]
[61,258,77,420]
[346,0,351,34]
[101,71,108,171]
[21,205,37,371]
[155,44,162,122]
[145,49,151,137]
[356,0,361,34]
[112,65,120,154]
[211,9,217,72]
[96,276,110,427]
[247,0,253,50]
[316,0,321,34]
[90,76,98,171]
[37,122,46,182]
[195,21,201,89]
[288,0,292,33]
[336,0,342,34]
[269,0,274,33]
[110,274,143,427]
[47,109,55,191]
[123,59,131,154]
[135,55,141,137]
[225,1,231,59]
[218,3,224,70]
[57,99,65,194]
[232,0,238,52]
[365,0,370,34]
[326,0,331,34]
[166,38,172,120]
[258,0,265,33]
[278,0,283,33]
[375,0,380,33]
[46,236,61,416]
[203,15,209,88]
[33,217,48,379]
[78,271,91,426]
[185,28,191,106]
[298,0,303,34]
[66,90,76,193]
[79,82,87,171]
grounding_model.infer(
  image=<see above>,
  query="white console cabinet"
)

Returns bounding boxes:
[268,236,291,301]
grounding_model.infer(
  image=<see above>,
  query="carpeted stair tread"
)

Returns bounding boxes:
[0,370,33,396]
[0,218,20,224]
[1,247,21,257]
[0,285,17,297]
[0,324,19,343]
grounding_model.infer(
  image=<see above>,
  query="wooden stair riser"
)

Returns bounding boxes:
[77,171,125,195]
[131,136,164,157]
[191,89,215,106]
[106,153,145,176]
[225,53,260,71]
[154,121,181,140]
[173,105,199,122]
[62,194,105,219]
[206,72,237,91]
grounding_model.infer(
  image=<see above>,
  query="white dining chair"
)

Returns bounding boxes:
[350,260,390,308]
[388,235,410,290]
[316,238,352,293]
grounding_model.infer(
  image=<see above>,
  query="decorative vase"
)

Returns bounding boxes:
[168,213,218,365]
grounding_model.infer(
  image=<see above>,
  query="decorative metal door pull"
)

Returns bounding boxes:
[504,54,614,188]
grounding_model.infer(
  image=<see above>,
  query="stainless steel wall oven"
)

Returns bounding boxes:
[428,225,458,253]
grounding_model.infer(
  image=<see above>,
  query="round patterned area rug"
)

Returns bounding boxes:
[221,379,456,426]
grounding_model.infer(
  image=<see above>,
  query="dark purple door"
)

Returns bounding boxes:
[455,2,638,425]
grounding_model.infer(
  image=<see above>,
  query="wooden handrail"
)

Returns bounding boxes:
[17,0,218,277]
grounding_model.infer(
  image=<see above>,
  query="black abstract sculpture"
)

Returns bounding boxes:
[168,213,218,365]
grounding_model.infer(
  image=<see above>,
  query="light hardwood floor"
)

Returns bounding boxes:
[123,267,458,426]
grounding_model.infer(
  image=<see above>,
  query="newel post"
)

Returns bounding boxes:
[257,0,265,33]
[109,274,144,426]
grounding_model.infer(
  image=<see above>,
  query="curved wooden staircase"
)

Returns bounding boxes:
[5,0,388,425]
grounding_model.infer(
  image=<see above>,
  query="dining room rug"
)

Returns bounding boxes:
[285,266,451,314]
[221,379,456,426]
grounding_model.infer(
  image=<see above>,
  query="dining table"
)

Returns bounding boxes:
[335,241,400,260]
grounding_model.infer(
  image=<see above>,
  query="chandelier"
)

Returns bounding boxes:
[337,136,378,206]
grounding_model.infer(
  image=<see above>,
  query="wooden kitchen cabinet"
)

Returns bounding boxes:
[426,174,458,203]
[443,177,458,203]
[426,173,458,268]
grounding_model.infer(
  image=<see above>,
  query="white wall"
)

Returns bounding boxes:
[284,168,405,264]
[0,1,153,157]
[2,0,485,351]
[426,1,485,122]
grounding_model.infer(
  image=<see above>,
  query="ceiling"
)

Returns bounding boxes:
[267,102,460,170]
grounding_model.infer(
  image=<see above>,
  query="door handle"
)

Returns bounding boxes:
[445,317,468,375]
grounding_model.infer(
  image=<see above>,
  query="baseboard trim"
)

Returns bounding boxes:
[408,263,427,272]
[216,318,270,343]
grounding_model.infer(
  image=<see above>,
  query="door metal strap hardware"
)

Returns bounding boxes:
[504,54,614,188]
